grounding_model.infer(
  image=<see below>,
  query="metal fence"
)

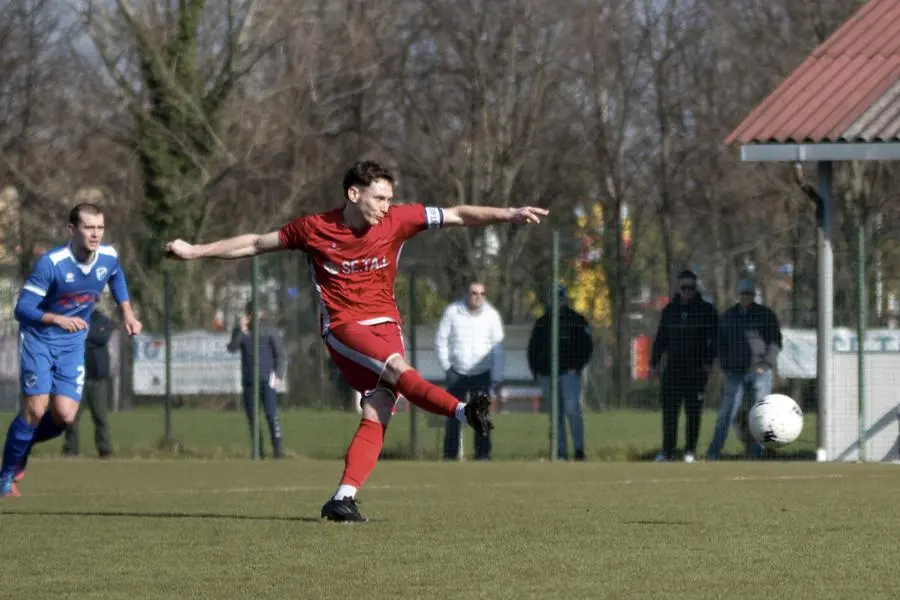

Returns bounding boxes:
[0,229,897,463]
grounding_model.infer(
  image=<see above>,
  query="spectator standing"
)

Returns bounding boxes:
[527,286,594,461]
[706,279,782,460]
[434,280,505,460]
[227,301,287,459]
[649,270,718,463]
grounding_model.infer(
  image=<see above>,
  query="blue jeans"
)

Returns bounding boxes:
[706,369,773,459]
[539,372,585,459]
[443,370,493,460]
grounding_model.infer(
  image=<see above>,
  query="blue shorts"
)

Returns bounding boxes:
[19,333,85,402]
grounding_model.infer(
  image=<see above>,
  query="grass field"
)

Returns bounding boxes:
[7,407,820,461]
[0,458,897,599]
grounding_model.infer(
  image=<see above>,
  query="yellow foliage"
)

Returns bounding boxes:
[528,203,612,326]
[570,265,611,326]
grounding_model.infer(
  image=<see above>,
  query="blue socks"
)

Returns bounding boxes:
[1,415,36,478]
[0,413,67,479]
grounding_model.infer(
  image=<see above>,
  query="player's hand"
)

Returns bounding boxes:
[54,316,88,332]
[124,316,143,336]
[510,206,549,225]
[165,239,196,260]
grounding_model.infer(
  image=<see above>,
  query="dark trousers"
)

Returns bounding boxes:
[443,370,492,460]
[660,372,706,458]
[243,381,283,457]
[63,379,113,456]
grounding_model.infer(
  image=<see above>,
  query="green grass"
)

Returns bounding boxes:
[0,459,897,599]
[8,407,820,461]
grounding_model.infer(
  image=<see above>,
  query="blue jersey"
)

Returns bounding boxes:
[14,244,129,348]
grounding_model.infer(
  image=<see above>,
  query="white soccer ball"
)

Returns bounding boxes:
[748,394,804,448]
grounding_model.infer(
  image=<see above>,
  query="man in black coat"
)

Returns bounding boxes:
[650,270,718,463]
[527,286,594,460]
[63,308,116,457]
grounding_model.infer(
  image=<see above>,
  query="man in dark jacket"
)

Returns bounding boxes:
[63,308,116,457]
[227,301,286,459]
[706,279,782,460]
[649,270,718,463]
[527,285,594,460]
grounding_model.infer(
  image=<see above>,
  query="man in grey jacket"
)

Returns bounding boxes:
[227,301,286,458]
[706,279,782,460]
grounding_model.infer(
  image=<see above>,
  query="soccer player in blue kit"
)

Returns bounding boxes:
[0,203,142,496]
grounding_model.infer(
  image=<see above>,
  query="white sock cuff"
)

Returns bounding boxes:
[455,403,467,424]
[333,484,358,501]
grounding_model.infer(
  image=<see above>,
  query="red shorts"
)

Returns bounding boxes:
[324,321,406,396]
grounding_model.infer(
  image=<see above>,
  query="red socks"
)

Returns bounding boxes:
[339,371,460,491]
[339,418,386,488]
[394,370,459,418]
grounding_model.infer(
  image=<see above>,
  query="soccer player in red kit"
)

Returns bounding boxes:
[165,161,548,521]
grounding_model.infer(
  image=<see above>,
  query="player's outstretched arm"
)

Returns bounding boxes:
[441,205,549,228]
[165,231,283,261]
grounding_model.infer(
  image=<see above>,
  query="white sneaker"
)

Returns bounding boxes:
[654,453,668,462]
[683,452,696,464]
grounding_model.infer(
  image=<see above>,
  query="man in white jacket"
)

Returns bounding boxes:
[435,280,505,460]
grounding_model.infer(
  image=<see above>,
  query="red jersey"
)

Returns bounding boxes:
[278,203,445,334]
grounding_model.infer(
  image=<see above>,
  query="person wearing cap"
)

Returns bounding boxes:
[527,285,594,460]
[706,279,782,460]
[649,269,718,463]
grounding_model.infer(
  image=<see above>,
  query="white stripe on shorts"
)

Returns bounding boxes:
[325,333,387,375]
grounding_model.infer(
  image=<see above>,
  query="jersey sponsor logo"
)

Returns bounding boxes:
[96,267,108,280]
[65,272,75,283]
[340,257,389,274]
[323,262,340,275]
[57,291,99,309]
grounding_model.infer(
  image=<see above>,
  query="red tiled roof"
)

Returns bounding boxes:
[726,0,900,145]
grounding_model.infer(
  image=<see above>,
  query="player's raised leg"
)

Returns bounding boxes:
[387,355,493,436]
[325,324,493,433]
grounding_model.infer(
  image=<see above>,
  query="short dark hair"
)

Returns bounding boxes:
[69,203,103,226]
[244,300,266,316]
[677,269,697,281]
[342,161,395,199]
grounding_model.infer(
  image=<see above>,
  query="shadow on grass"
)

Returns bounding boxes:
[0,509,324,523]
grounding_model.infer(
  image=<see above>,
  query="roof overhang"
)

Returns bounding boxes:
[739,142,900,162]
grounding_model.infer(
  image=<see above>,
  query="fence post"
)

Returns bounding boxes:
[408,269,419,459]
[550,230,560,462]
[857,218,867,462]
[815,161,833,463]
[163,270,173,445]
[251,255,261,461]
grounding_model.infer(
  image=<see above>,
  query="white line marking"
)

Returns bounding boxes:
[8,473,849,500]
